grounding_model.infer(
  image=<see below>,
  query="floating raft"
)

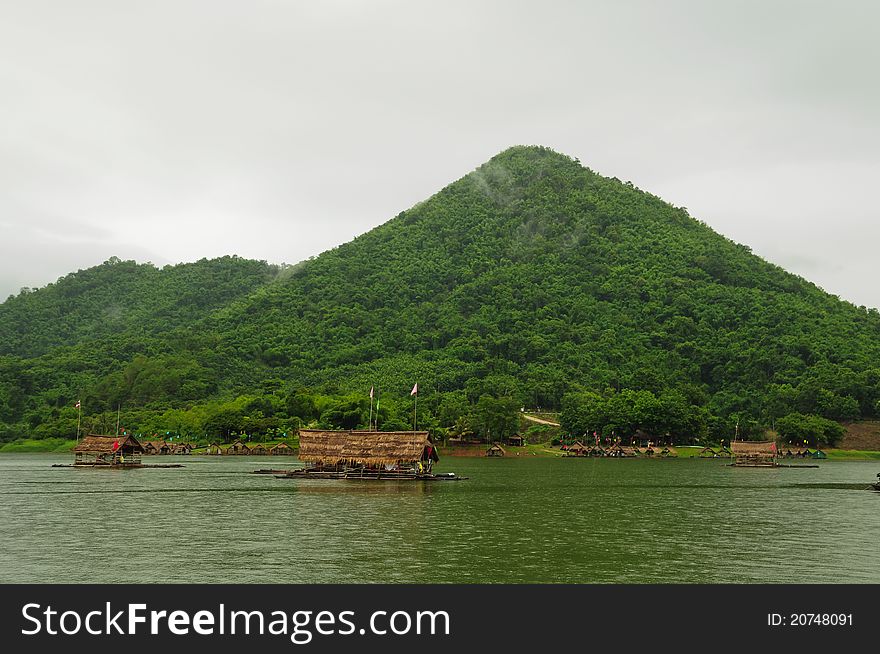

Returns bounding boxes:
[728,463,819,468]
[52,463,185,469]
[275,469,467,481]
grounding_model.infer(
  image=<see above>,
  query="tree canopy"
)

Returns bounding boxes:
[1,146,879,443]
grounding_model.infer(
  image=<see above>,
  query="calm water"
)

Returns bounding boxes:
[0,453,878,583]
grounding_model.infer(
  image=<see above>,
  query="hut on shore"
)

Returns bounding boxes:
[226,439,250,455]
[172,443,192,455]
[730,440,778,467]
[269,442,295,456]
[144,440,171,455]
[486,443,506,457]
[250,443,268,455]
[298,429,439,475]
[608,444,632,458]
[564,441,587,457]
[74,434,145,467]
[660,447,676,457]
[206,442,223,455]
[812,449,827,460]
[507,434,525,447]
[699,446,718,458]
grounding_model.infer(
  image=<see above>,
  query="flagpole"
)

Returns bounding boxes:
[374,387,379,430]
[368,387,374,432]
[76,402,81,442]
[413,389,418,431]
[116,405,120,436]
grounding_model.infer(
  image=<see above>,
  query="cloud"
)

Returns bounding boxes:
[0,0,878,306]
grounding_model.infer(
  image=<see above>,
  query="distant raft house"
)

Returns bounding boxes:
[143,440,171,455]
[269,442,294,456]
[486,443,506,457]
[141,440,191,455]
[297,430,439,477]
[730,440,778,467]
[74,435,145,467]
[226,439,250,455]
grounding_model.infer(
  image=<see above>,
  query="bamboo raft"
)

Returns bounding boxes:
[276,468,467,481]
[728,462,819,468]
[53,463,185,469]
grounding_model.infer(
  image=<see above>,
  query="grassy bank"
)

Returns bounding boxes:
[824,448,880,460]
[0,438,78,453]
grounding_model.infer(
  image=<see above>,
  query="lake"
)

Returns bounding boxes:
[1,453,878,583]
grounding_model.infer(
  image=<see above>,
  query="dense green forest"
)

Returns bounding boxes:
[1,146,879,447]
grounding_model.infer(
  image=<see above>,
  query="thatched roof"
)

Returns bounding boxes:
[270,442,293,452]
[74,434,144,453]
[487,443,506,455]
[730,440,777,454]
[298,430,438,466]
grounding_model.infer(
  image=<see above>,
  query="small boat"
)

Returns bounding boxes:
[872,474,880,491]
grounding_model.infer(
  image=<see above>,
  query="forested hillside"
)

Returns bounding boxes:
[2,146,879,445]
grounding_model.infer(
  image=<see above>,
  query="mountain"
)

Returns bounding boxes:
[1,146,879,442]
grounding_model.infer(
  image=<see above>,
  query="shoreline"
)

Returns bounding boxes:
[2,440,879,461]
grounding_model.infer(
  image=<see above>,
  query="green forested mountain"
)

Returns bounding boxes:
[2,146,879,444]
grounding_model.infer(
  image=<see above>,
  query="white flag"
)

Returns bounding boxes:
[369,386,374,399]
[74,400,81,409]
[410,383,418,396]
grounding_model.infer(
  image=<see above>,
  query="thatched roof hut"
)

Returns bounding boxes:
[227,439,250,455]
[486,443,506,457]
[75,434,144,454]
[206,442,222,455]
[298,430,438,467]
[143,440,171,455]
[269,442,294,455]
[699,446,718,458]
[507,434,524,447]
[74,434,144,466]
[565,441,587,456]
[731,440,777,466]
[172,443,192,455]
[608,444,632,457]
[250,443,267,455]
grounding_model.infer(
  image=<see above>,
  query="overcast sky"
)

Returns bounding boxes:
[1,0,878,307]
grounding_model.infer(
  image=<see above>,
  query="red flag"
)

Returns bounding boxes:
[112,439,120,452]
[74,401,81,409]
[411,383,418,396]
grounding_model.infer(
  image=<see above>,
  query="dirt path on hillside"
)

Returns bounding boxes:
[523,414,560,427]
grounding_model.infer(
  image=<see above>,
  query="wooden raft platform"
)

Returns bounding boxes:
[52,463,185,469]
[276,469,467,481]
[728,463,819,468]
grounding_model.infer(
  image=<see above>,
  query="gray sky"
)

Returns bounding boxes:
[2,0,878,307]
